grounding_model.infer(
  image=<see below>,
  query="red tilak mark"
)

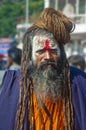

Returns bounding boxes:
[44,39,51,51]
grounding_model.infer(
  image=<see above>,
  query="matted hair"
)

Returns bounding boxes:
[14,7,75,130]
[34,7,75,44]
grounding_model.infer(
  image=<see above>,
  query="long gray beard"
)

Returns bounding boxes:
[30,65,65,103]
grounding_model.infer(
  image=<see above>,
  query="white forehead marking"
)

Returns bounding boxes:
[32,35,59,61]
[33,35,57,48]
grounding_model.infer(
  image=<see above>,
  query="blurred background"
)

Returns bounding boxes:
[0,0,86,70]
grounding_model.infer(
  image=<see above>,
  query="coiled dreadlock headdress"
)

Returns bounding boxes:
[14,7,75,130]
[33,7,75,44]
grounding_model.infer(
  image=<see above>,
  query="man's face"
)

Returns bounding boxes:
[32,34,60,69]
[30,33,65,102]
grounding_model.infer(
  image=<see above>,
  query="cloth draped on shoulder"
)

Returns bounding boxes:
[0,67,86,130]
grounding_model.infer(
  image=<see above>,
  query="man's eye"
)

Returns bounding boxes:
[51,49,60,55]
[36,50,44,54]
[50,49,57,53]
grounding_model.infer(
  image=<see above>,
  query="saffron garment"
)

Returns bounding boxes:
[30,94,64,130]
[0,66,86,130]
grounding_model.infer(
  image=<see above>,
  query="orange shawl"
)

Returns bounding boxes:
[29,94,64,130]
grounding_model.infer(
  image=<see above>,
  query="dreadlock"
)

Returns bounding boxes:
[34,7,75,44]
[14,7,75,130]
[59,44,74,130]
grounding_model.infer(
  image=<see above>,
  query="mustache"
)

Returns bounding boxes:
[39,60,57,69]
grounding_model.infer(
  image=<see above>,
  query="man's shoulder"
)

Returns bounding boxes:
[70,66,86,90]
[0,69,20,94]
[2,69,20,82]
[3,69,20,83]
[70,66,86,78]
[0,70,20,130]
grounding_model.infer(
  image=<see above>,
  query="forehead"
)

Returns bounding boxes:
[32,34,58,49]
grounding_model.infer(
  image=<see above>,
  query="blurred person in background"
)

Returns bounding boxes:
[0,56,6,70]
[5,47,22,70]
[68,54,86,72]
[0,57,2,70]
[0,47,22,92]
[0,7,86,130]
[83,42,86,54]
[83,42,86,63]
[0,57,5,91]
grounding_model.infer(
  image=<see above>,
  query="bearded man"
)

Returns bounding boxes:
[0,8,86,130]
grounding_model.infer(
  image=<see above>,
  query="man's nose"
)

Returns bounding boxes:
[44,51,51,60]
